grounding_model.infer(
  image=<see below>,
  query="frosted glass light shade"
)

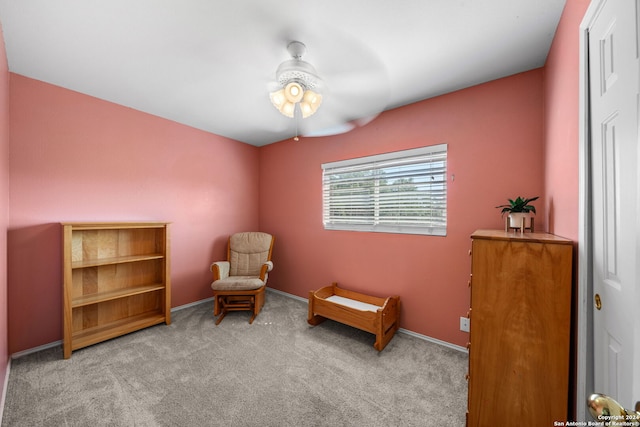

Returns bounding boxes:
[270,83,321,118]
[284,82,303,103]
[300,90,322,118]
[280,102,295,118]
[269,89,285,108]
[270,89,294,118]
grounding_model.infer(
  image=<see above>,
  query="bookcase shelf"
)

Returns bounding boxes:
[70,312,167,352]
[71,284,166,307]
[62,222,171,358]
[71,253,165,269]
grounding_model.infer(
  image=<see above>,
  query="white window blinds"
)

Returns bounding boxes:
[322,144,447,236]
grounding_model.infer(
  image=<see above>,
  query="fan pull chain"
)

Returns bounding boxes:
[294,110,300,141]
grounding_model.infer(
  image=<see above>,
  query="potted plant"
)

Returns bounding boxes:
[496,196,539,230]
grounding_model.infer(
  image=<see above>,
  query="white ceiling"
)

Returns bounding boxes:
[0,0,566,146]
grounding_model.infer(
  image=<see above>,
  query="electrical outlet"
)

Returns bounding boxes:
[460,317,470,332]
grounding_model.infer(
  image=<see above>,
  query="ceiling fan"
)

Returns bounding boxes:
[269,41,323,119]
[267,38,389,140]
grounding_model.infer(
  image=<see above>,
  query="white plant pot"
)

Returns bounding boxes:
[508,212,533,229]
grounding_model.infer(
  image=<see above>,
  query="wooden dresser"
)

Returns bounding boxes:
[467,230,573,426]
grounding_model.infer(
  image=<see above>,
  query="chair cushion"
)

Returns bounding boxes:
[211,276,265,291]
[229,232,273,276]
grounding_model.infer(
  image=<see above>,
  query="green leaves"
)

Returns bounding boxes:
[495,196,539,215]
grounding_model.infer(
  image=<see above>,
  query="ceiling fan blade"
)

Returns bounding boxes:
[301,81,387,131]
[302,122,356,138]
[253,3,391,140]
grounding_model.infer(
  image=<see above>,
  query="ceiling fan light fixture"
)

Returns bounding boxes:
[270,41,323,119]
[300,90,322,118]
[269,89,286,108]
[269,89,296,117]
[280,101,295,118]
[284,81,304,103]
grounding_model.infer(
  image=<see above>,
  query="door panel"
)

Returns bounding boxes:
[589,0,639,408]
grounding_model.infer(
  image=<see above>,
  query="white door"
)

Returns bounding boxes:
[589,0,640,409]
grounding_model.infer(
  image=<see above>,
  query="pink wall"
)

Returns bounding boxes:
[8,75,260,354]
[0,22,10,393]
[3,0,589,357]
[259,70,545,347]
[543,1,591,414]
[543,0,591,241]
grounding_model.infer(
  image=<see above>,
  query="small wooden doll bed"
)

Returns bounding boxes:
[307,282,401,351]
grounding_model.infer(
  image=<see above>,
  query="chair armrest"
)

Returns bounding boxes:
[211,261,230,281]
[259,261,274,281]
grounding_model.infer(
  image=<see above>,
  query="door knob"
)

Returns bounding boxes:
[595,294,602,310]
[588,393,640,421]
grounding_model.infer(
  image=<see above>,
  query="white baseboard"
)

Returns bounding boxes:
[269,287,469,354]
[0,288,465,422]
[267,286,307,302]
[10,298,215,360]
[0,358,10,423]
[11,341,61,360]
[10,289,467,359]
[398,328,468,353]
[171,296,214,312]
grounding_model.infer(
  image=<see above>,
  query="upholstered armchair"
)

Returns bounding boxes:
[210,232,274,324]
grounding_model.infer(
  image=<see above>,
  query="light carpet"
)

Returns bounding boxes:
[2,290,468,426]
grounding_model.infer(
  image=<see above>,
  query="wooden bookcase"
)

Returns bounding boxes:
[62,222,171,359]
[466,230,573,426]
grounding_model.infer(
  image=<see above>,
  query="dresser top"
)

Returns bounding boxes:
[471,229,573,244]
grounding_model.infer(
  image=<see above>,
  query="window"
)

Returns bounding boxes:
[322,144,447,236]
